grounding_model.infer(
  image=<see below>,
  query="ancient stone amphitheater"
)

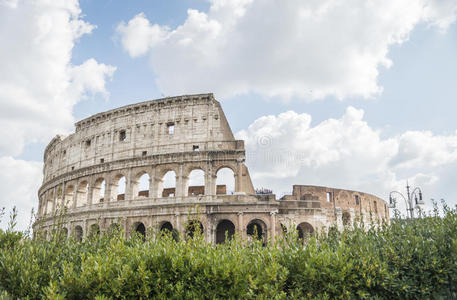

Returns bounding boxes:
[35,93,389,243]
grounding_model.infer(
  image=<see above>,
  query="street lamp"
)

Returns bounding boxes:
[389,181,424,218]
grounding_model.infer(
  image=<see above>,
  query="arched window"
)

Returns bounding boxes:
[297,222,314,241]
[137,173,150,198]
[246,219,267,245]
[342,211,351,226]
[74,225,83,242]
[134,222,146,240]
[112,175,126,201]
[64,185,75,208]
[186,220,204,239]
[188,169,205,196]
[92,178,105,204]
[46,191,54,214]
[160,221,178,240]
[62,227,68,239]
[216,167,235,195]
[160,170,176,197]
[89,224,100,237]
[76,181,89,207]
[216,220,235,244]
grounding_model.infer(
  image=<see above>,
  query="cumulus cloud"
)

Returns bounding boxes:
[0,0,116,229]
[117,0,457,100]
[236,108,457,213]
[0,0,116,157]
[0,157,42,231]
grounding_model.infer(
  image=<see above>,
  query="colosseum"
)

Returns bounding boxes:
[35,93,389,243]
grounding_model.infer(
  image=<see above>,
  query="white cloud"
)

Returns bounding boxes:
[0,157,42,231]
[117,0,457,100]
[0,0,116,229]
[0,0,116,157]
[236,108,457,211]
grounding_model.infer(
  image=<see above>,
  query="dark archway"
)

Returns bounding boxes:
[62,227,68,239]
[297,222,314,239]
[216,220,235,244]
[247,219,267,245]
[89,224,100,237]
[296,222,314,245]
[186,220,204,239]
[160,221,178,240]
[342,211,351,226]
[74,225,83,242]
[160,221,173,232]
[135,222,146,240]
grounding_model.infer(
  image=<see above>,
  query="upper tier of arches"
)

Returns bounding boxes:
[38,160,253,218]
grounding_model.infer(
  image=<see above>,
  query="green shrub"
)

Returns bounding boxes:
[0,205,456,299]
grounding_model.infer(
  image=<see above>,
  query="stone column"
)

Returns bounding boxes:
[51,186,57,214]
[270,210,278,243]
[148,168,155,199]
[122,217,128,238]
[176,165,184,198]
[233,162,244,193]
[62,184,67,208]
[104,179,112,204]
[87,183,94,206]
[125,168,133,201]
[83,219,88,239]
[175,213,181,235]
[335,207,343,231]
[238,212,245,239]
[72,183,78,209]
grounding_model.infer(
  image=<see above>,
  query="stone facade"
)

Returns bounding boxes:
[35,93,389,243]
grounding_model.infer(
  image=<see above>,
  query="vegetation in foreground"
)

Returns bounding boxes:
[0,204,457,299]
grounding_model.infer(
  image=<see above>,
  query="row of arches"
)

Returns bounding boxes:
[57,220,314,245]
[41,167,237,216]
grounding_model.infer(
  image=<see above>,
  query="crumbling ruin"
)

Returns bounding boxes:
[35,94,389,242]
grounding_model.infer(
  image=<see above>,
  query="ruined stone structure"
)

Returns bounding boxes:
[35,94,389,243]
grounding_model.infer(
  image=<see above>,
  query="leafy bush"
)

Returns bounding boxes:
[0,205,456,299]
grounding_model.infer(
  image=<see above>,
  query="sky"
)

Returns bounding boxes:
[1,0,457,230]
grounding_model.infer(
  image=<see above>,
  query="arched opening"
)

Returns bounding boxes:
[116,176,126,200]
[134,222,146,240]
[342,211,351,226]
[76,181,89,207]
[74,225,83,242]
[92,178,105,204]
[297,222,314,241]
[160,221,178,240]
[247,219,267,245]
[89,224,100,237]
[46,191,54,214]
[187,169,205,196]
[216,167,235,195]
[160,170,176,197]
[62,227,68,239]
[137,173,150,198]
[64,185,75,208]
[160,221,173,232]
[216,219,235,244]
[186,220,204,239]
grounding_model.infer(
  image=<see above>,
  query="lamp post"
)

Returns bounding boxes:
[389,182,424,218]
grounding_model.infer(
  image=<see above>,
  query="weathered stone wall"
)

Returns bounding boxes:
[35,93,389,243]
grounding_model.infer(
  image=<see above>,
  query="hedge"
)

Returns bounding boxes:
[0,204,456,299]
